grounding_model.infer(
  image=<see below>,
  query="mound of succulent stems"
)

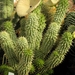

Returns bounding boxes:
[0,0,75,75]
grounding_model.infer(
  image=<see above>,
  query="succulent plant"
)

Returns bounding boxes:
[0,0,75,75]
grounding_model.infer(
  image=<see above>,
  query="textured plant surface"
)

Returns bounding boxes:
[0,0,75,75]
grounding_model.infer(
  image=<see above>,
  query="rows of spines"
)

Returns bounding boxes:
[17,37,33,75]
[33,4,46,51]
[0,31,18,67]
[0,1,3,20]
[15,37,28,61]
[36,22,59,59]
[1,21,17,41]
[53,0,68,24]
[36,0,69,59]
[39,31,73,74]
[0,0,14,19]
[20,13,39,50]
[62,12,75,31]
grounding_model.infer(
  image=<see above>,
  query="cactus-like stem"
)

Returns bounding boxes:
[0,0,74,75]
[0,0,14,20]
[15,37,28,61]
[17,37,33,75]
[36,22,60,59]
[0,31,18,67]
[36,0,69,59]
[20,13,39,50]
[64,12,75,26]
[0,21,18,48]
[33,3,46,51]
[1,21,17,41]
[53,0,68,24]
[17,49,33,75]
[39,31,73,74]
[61,12,75,31]
[33,3,46,34]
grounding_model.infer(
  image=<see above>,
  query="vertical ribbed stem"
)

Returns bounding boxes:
[37,0,69,59]
[20,13,39,50]
[0,31,18,67]
[17,37,33,75]
[39,31,73,74]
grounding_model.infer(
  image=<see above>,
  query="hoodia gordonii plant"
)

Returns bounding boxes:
[38,30,74,74]
[0,0,75,75]
[20,13,39,50]
[0,0,14,21]
[16,37,33,75]
[35,0,69,59]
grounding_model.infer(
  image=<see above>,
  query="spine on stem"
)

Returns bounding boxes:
[17,37,33,75]
[0,31,18,67]
[40,31,73,74]
[20,13,39,50]
[0,0,14,20]
[36,0,69,59]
